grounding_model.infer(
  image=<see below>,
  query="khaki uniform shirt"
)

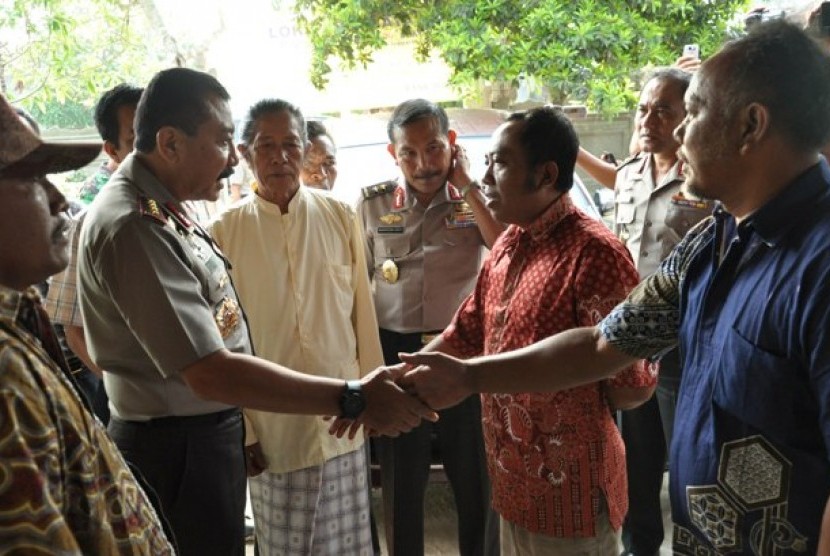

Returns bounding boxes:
[78,154,251,420]
[615,154,713,279]
[357,179,485,333]
[210,187,383,473]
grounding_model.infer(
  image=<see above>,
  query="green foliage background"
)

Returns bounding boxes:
[0,0,158,128]
[0,0,751,125]
[295,0,750,115]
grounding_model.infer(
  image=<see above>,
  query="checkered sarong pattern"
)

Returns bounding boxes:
[250,448,372,556]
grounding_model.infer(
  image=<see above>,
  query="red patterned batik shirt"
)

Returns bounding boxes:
[443,194,655,538]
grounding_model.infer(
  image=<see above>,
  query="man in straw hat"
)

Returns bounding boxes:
[0,94,175,553]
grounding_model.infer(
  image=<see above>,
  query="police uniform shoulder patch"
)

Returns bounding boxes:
[138,195,168,225]
[361,180,397,200]
[616,153,644,172]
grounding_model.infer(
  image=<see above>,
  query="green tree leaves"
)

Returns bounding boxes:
[294,0,749,115]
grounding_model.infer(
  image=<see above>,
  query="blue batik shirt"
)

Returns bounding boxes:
[600,160,830,555]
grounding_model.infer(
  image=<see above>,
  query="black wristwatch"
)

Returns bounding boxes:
[339,380,366,419]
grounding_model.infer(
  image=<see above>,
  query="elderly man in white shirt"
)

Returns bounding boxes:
[209,98,383,556]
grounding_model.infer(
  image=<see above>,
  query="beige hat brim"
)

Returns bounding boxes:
[1,141,102,178]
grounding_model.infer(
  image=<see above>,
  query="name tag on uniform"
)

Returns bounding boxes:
[670,195,709,210]
[377,226,404,234]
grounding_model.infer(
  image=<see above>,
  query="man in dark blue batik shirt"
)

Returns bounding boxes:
[398,20,830,555]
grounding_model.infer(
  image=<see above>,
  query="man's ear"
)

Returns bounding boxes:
[155,127,180,163]
[448,129,457,145]
[102,141,119,163]
[538,161,560,190]
[739,102,769,154]
[387,143,398,163]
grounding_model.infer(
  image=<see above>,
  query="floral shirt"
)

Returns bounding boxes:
[0,285,173,554]
[444,195,654,537]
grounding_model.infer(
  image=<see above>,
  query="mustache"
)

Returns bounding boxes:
[413,170,443,180]
[218,167,234,180]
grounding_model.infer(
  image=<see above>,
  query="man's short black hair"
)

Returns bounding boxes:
[506,106,579,193]
[93,84,142,146]
[239,99,306,147]
[717,20,830,151]
[134,68,230,153]
[387,99,449,143]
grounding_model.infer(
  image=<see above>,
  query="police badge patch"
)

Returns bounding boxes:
[215,297,241,338]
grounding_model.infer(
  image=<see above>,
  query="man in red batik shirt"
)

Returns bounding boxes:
[415,106,656,554]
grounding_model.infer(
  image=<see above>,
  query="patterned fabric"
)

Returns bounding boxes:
[444,195,654,538]
[599,214,713,360]
[0,285,173,554]
[600,161,830,554]
[249,448,373,556]
[78,162,112,204]
[43,215,85,327]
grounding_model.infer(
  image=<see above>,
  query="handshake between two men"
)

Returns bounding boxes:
[327,350,473,441]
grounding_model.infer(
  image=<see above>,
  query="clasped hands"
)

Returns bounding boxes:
[327,351,474,439]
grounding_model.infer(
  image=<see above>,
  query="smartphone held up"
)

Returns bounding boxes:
[682,43,700,60]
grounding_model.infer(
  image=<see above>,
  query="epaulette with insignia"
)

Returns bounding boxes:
[361,180,397,200]
[616,153,644,172]
[138,195,168,225]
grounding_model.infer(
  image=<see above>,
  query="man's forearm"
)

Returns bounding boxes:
[421,333,463,358]
[576,147,617,190]
[182,350,342,415]
[183,350,436,437]
[465,326,637,394]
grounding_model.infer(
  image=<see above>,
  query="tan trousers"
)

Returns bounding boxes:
[500,508,619,556]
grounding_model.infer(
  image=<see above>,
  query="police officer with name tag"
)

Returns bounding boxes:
[358,99,504,556]
[610,69,713,556]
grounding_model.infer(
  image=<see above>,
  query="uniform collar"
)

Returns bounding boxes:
[742,159,830,247]
[119,153,180,207]
[395,179,458,210]
[642,154,684,191]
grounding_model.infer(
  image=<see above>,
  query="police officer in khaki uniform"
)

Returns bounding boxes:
[609,69,712,556]
[358,99,504,556]
[77,69,436,556]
